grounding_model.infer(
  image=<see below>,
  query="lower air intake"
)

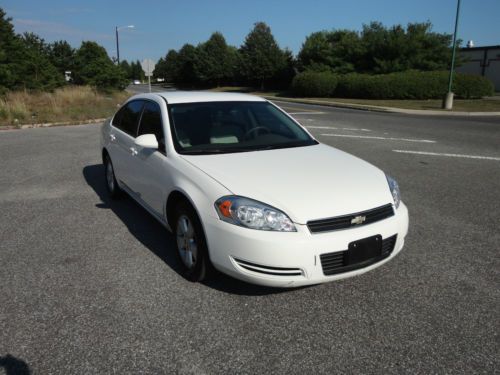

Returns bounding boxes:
[320,234,398,276]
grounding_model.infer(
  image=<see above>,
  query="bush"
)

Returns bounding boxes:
[334,71,494,99]
[454,74,494,99]
[291,71,338,97]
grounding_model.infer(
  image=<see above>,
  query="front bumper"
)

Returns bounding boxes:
[204,202,409,287]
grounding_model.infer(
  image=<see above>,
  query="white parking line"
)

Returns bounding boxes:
[341,127,371,132]
[306,126,371,132]
[393,150,500,161]
[320,134,436,143]
[306,126,338,129]
[289,112,325,115]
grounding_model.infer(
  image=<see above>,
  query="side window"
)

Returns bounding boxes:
[112,106,125,128]
[138,101,165,152]
[119,100,144,136]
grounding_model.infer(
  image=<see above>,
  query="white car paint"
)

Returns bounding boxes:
[101,91,409,287]
[181,144,392,224]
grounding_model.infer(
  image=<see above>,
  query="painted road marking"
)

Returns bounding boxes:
[289,111,325,115]
[341,127,371,132]
[306,126,371,132]
[393,150,500,161]
[320,134,436,143]
[306,126,338,129]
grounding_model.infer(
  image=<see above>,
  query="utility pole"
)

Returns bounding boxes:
[115,26,120,64]
[115,25,134,65]
[443,0,461,110]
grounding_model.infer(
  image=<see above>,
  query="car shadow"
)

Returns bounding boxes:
[0,354,31,375]
[83,164,295,296]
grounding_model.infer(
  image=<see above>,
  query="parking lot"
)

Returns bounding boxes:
[1,101,499,374]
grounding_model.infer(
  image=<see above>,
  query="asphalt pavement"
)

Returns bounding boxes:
[0,97,499,374]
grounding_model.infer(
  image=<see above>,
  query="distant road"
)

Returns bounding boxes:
[127,83,174,94]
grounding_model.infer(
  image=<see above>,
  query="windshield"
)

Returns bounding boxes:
[168,101,318,154]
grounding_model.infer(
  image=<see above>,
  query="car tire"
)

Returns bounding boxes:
[174,201,213,282]
[104,154,122,199]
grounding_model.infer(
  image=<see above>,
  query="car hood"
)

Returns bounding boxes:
[181,144,394,224]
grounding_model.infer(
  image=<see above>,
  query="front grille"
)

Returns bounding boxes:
[320,234,397,276]
[307,204,394,233]
[234,258,303,276]
[381,234,397,257]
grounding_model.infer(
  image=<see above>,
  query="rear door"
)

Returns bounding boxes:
[108,100,144,191]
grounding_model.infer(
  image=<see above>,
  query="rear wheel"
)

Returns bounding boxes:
[174,201,212,282]
[104,155,122,199]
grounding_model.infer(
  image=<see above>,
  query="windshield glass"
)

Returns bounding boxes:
[168,101,318,154]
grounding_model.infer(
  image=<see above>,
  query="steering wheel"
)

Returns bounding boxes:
[244,126,271,139]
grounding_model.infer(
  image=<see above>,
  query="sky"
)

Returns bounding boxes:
[4,0,500,63]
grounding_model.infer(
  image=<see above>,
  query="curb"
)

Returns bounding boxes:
[0,118,107,131]
[263,96,500,117]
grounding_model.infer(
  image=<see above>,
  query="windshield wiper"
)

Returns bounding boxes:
[256,141,317,151]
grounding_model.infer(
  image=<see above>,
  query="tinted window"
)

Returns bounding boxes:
[118,100,144,136]
[168,101,317,155]
[138,101,165,152]
[112,106,125,127]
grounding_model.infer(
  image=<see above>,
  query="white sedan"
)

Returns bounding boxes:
[101,91,408,287]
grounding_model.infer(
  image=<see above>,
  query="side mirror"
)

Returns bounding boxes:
[135,134,158,149]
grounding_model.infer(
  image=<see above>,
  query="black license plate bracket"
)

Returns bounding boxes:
[348,235,382,265]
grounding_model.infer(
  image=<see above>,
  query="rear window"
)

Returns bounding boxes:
[113,100,144,136]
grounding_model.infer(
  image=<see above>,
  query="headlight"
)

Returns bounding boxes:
[386,175,401,209]
[215,196,296,232]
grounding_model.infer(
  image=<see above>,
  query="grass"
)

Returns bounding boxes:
[211,87,500,112]
[0,86,131,127]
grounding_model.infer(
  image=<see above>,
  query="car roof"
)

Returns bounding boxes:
[151,91,266,104]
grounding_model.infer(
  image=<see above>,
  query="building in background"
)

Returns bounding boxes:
[457,44,500,92]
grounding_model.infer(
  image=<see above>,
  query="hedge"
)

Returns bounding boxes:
[292,70,494,99]
[452,73,495,99]
[291,71,338,97]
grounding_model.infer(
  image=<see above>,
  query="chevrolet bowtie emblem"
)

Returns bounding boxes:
[351,215,366,225]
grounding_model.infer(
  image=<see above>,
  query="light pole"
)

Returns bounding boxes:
[115,25,134,64]
[443,0,461,110]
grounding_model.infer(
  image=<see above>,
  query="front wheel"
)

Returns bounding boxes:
[104,155,122,199]
[174,201,213,282]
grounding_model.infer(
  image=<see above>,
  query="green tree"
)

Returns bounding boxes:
[298,30,362,74]
[17,32,65,90]
[48,40,75,76]
[119,60,133,80]
[129,60,145,81]
[226,46,240,83]
[154,50,180,83]
[298,22,453,75]
[0,8,26,91]
[72,41,127,90]
[359,22,452,73]
[164,50,182,83]
[0,9,63,91]
[153,57,165,80]
[176,44,200,86]
[272,48,296,88]
[196,32,234,86]
[240,22,286,89]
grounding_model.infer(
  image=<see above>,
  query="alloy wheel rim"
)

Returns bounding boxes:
[106,160,114,191]
[176,215,198,269]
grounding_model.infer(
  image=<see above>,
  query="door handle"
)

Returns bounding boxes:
[110,134,116,142]
[129,147,138,156]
